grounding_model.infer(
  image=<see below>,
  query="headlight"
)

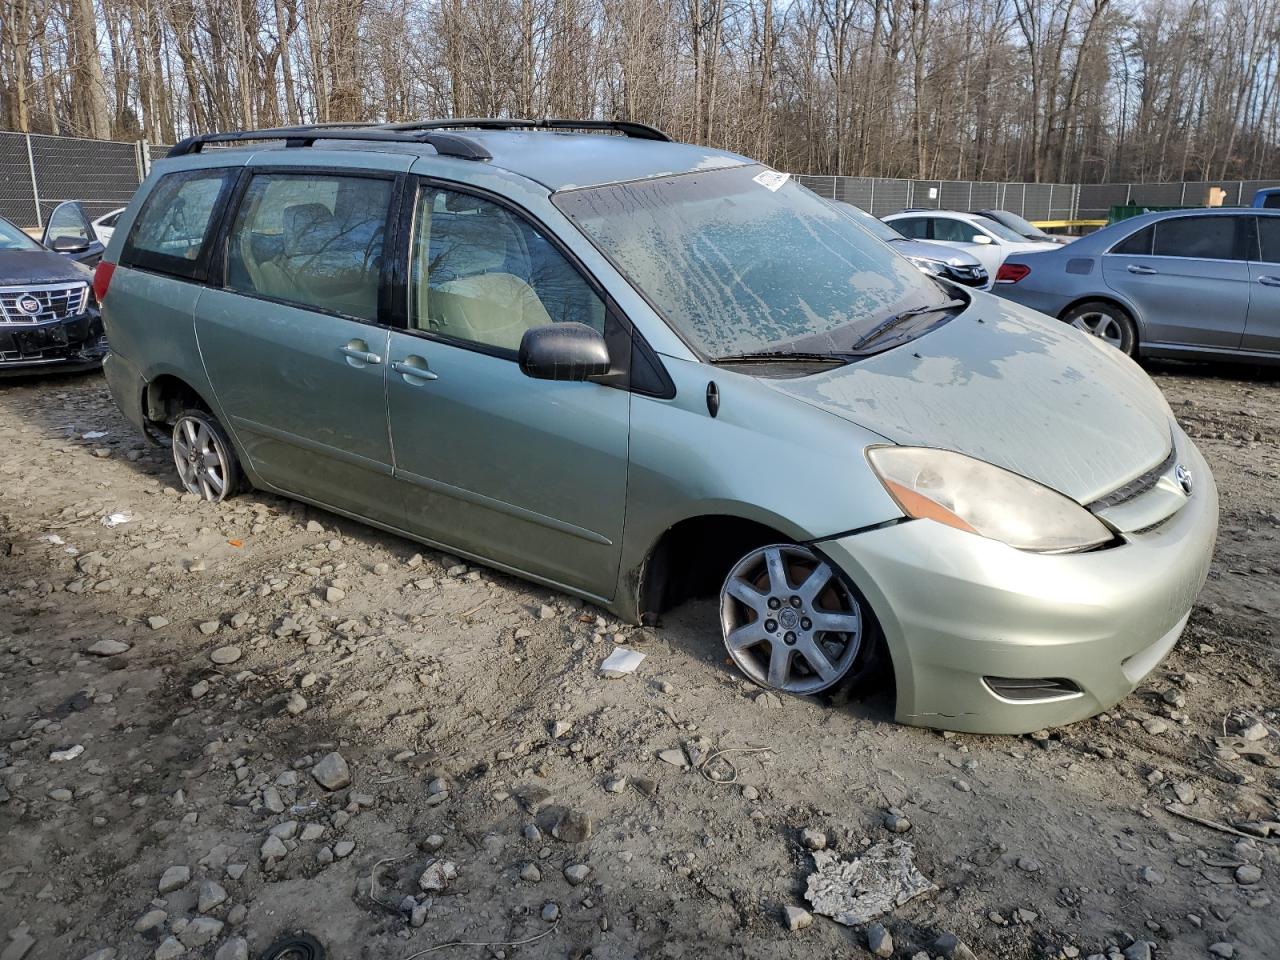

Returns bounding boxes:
[908,256,947,277]
[867,446,1114,553]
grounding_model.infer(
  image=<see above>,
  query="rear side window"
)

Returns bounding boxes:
[1264,193,1280,210]
[122,169,235,279]
[891,217,930,240]
[224,173,392,322]
[1151,216,1244,260]
[1110,225,1153,256]
[1259,217,1280,264]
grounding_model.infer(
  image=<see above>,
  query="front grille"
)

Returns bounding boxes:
[0,282,90,325]
[945,265,989,287]
[1086,444,1177,512]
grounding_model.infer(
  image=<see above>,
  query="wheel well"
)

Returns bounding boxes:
[144,375,210,425]
[1058,295,1138,335]
[637,515,793,625]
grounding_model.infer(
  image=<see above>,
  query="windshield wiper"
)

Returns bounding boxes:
[710,350,851,365]
[848,298,966,351]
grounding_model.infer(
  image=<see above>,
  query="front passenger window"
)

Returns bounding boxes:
[409,188,605,353]
[225,173,391,322]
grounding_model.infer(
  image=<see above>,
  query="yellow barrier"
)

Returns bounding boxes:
[1029,219,1108,229]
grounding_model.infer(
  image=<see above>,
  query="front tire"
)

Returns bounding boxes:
[171,409,242,503]
[719,543,874,696]
[1063,300,1137,356]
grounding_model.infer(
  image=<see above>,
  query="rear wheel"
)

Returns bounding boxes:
[1063,301,1137,355]
[719,543,875,696]
[171,409,242,502]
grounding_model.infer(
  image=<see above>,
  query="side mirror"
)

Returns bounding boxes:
[519,322,611,381]
[51,235,91,255]
[971,234,994,245]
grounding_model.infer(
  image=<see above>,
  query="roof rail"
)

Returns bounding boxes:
[381,118,673,142]
[166,125,493,161]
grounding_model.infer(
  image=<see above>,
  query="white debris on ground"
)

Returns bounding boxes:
[804,840,936,925]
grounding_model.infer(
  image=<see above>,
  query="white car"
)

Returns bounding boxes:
[91,207,126,245]
[883,210,1061,277]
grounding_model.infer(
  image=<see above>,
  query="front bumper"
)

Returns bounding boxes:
[818,430,1217,734]
[0,309,106,375]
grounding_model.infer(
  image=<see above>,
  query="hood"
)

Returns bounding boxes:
[760,295,1172,504]
[0,249,91,286]
[890,238,983,267]
[1006,240,1062,255]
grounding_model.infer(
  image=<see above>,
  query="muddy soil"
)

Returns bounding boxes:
[1,360,1278,960]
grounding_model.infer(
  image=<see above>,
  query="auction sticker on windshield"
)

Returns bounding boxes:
[753,170,790,191]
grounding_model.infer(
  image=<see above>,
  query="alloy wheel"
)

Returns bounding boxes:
[719,544,865,695]
[1070,310,1125,350]
[172,414,231,502]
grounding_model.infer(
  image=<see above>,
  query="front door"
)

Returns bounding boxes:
[1102,214,1251,350]
[385,183,631,599]
[196,169,403,524]
[1245,215,1280,355]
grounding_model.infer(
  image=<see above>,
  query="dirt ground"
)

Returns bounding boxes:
[1,359,1278,960]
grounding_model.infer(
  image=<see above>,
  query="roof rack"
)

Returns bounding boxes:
[380,118,673,141]
[166,125,493,161]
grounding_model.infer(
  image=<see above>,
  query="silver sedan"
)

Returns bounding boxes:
[992,208,1280,361]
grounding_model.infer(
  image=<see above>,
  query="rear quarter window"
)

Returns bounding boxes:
[121,169,236,280]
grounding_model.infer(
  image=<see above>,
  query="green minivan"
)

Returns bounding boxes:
[97,120,1217,734]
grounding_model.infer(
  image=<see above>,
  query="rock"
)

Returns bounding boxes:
[550,720,572,739]
[226,905,247,926]
[260,835,287,860]
[324,586,345,603]
[884,813,911,834]
[1142,717,1169,735]
[225,864,247,881]
[158,865,190,893]
[209,646,241,665]
[1235,864,1262,884]
[285,693,308,716]
[801,828,827,851]
[48,787,72,802]
[409,902,429,927]
[552,809,593,843]
[334,840,355,858]
[1016,856,1041,872]
[0,935,36,960]
[147,616,170,630]
[301,823,324,841]
[1172,781,1196,805]
[657,749,687,767]
[1241,722,1269,742]
[934,932,979,960]
[605,775,627,793]
[419,860,458,892]
[564,863,591,885]
[783,905,812,931]
[538,604,556,620]
[198,620,220,636]
[316,846,333,865]
[86,639,129,656]
[135,908,168,932]
[311,752,351,790]
[190,680,209,699]
[178,918,223,948]
[269,820,298,840]
[213,939,249,960]
[1208,944,1235,959]
[198,879,228,913]
[262,785,284,814]
[154,938,185,960]
[1121,942,1153,960]
[741,785,759,801]
[541,902,560,922]
[867,922,894,957]
[78,951,117,960]
[422,834,446,851]
[519,862,542,882]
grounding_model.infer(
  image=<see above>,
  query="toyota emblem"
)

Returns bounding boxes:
[17,295,41,314]
[1175,463,1194,496]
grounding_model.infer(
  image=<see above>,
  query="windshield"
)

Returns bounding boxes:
[983,210,1044,238]
[554,165,949,359]
[0,218,41,252]
[974,216,1033,243]
[835,202,905,244]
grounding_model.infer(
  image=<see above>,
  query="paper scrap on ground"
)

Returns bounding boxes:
[82,431,108,440]
[40,533,65,545]
[101,512,133,527]
[600,647,645,678]
[804,840,935,925]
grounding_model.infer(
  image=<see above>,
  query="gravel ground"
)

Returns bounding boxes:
[1,360,1278,960]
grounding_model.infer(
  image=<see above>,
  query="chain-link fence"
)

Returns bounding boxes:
[0,130,170,229]
[2,128,1278,231]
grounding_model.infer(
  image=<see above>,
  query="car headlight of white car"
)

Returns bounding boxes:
[908,256,948,277]
[867,446,1114,553]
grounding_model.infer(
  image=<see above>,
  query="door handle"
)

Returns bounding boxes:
[391,356,439,382]
[1127,264,1157,275]
[1259,275,1280,287]
[340,342,382,365]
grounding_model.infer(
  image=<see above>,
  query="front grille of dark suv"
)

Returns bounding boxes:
[0,282,90,325]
